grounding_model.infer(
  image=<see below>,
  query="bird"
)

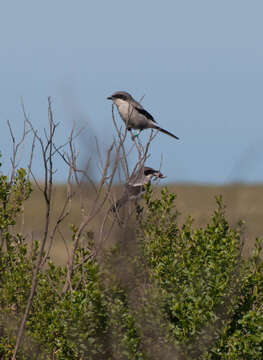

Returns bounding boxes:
[111,166,165,213]
[107,91,179,140]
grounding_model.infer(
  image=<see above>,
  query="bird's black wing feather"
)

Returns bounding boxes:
[111,184,144,213]
[135,107,157,123]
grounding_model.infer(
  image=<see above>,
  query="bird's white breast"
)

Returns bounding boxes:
[129,174,153,187]
[114,98,131,118]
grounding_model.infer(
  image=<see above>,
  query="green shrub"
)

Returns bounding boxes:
[0,164,263,359]
[139,189,242,340]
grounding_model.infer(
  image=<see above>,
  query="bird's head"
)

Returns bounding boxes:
[107,91,133,106]
[128,166,165,187]
[143,167,165,181]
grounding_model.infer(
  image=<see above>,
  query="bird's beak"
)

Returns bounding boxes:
[107,96,113,100]
[156,171,165,179]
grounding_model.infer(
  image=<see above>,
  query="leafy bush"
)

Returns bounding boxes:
[138,189,242,341]
[0,164,263,359]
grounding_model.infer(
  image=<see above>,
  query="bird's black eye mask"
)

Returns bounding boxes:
[144,169,165,179]
[112,94,128,101]
[144,169,155,176]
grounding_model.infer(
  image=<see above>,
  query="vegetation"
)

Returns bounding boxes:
[0,164,263,359]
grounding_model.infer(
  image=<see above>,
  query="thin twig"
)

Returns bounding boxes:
[12,97,55,359]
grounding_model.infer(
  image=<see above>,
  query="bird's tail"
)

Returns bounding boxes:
[155,126,179,140]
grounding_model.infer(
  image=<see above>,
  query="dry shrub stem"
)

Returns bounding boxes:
[12,98,55,359]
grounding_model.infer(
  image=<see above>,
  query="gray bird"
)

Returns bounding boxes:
[107,91,179,140]
[111,166,165,212]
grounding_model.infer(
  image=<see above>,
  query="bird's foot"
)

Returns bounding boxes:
[131,132,140,141]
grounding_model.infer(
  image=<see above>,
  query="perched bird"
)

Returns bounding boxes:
[111,166,165,212]
[107,91,179,140]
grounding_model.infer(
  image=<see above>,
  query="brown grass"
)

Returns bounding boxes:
[15,183,263,264]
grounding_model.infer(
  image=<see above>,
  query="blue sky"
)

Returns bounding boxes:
[1,1,263,183]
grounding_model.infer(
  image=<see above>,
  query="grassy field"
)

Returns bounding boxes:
[15,183,263,264]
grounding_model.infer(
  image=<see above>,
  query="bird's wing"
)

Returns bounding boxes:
[126,184,145,196]
[111,184,144,212]
[134,107,157,123]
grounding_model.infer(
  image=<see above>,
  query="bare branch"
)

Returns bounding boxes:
[12,97,56,358]
[7,118,31,182]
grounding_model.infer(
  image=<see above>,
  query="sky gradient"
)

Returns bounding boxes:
[1,1,263,183]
